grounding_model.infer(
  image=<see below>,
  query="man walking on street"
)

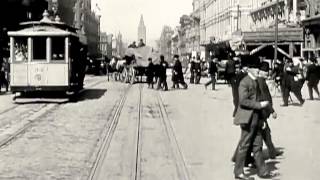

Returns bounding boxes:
[146,58,155,89]
[306,57,320,100]
[190,56,196,84]
[194,56,202,84]
[233,58,275,180]
[257,62,283,159]
[204,55,218,90]
[156,55,168,91]
[281,58,305,106]
[172,55,188,89]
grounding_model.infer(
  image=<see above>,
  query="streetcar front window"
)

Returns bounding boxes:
[14,37,28,62]
[52,37,65,61]
[33,37,46,61]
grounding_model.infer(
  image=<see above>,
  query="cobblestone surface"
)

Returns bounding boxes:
[0,77,127,180]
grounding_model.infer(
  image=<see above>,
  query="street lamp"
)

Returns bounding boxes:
[274,0,279,66]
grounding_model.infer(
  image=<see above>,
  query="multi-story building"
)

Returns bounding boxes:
[186,0,202,58]
[112,32,125,58]
[159,26,174,61]
[199,0,254,58]
[100,32,113,59]
[47,0,100,57]
[199,0,306,59]
[245,0,306,59]
[138,15,147,44]
[100,32,108,56]
[302,0,320,59]
[0,0,48,67]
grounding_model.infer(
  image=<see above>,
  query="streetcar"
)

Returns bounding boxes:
[8,11,87,99]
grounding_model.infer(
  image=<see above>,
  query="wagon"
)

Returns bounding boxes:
[124,46,159,84]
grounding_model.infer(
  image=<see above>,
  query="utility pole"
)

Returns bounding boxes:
[274,0,279,66]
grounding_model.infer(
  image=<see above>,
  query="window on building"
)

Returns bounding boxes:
[14,37,28,62]
[33,37,47,61]
[52,37,65,61]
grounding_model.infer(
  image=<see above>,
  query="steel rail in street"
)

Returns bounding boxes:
[87,84,133,180]
[132,83,143,180]
[0,79,106,149]
[88,83,144,180]
[156,93,191,180]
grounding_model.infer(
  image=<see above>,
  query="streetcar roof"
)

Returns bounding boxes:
[8,23,77,37]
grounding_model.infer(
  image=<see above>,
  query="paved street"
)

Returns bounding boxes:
[0,75,319,179]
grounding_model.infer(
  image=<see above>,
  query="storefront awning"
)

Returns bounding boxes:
[242,27,303,45]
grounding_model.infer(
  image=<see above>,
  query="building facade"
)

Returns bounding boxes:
[302,0,320,59]
[0,0,48,66]
[159,26,174,62]
[138,15,146,44]
[47,0,100,57]
[246,0,306,59]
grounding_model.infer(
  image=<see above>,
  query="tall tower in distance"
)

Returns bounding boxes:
[138,14,146,45]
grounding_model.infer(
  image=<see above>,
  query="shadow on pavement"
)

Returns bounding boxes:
[13,89,107,104]
[74,89,107,102]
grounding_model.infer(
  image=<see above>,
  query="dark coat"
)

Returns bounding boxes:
[172,60,184,82]
[146,62,154,82]
[208,61,218,75]
[234,75,262,125]
[232,70,248,117]
[306,63,319,83]
[257,77,274,119]
[158,60,168,78]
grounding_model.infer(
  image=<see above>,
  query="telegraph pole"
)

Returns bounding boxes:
[274,0,279,65]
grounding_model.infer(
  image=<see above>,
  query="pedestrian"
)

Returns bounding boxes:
[257,62,283,159]
[0,66,8,92]
[146,57,155,88]
[232,54,250,117]
[306,57,320,100]
[190,56,196,84]
[233,57,275,179]
[225,53,236,86]
[171,55,188,89]
[204,55,218,90]
[156,55,168,91]
[194,56,201,84]
[271,59,284,93]
[281,58,305,106]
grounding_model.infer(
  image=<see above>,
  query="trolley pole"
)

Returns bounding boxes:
[274,0,279,66]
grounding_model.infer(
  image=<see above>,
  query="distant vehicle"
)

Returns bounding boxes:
[86,57,107,75]
[8,13,87,99]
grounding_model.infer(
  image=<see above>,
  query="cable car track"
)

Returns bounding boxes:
[88,84,190,180]
[0,79,107,149]
[156,93,191,180]
[88,84,133,180]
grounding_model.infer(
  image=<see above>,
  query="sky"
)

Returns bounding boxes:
[93,0,193,46]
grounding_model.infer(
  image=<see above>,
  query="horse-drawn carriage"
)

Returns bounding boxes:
[107,46,159,84]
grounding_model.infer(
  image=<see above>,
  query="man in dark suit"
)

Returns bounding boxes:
[204,55,218,90]
[233,58,274,180]
[156,55,169,91]
[257,62,283,159]
[190,57,196,84]
[281,58,305,106]
[306,58,320,100]
[172,55,188,89]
